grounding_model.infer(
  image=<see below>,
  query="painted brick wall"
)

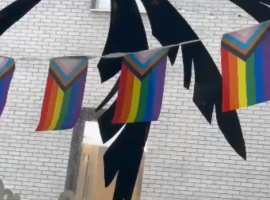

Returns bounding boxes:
[0,0,269,200]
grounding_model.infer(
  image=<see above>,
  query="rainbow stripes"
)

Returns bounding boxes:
[0,57,15,116]
[221,21,270,112]
[36,57,88,131]
[112,48,168,123]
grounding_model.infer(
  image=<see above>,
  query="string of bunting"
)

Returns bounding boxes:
[7,37,206,61]
[2,1,270,199]
[0,19,267,133]
[0,0,268,199]
[0,0,266,135]
[1,34,240,62]
[1,3,256,62]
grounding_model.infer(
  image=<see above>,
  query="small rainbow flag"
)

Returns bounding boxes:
[221,21,270,112]
[112,48,168,123]
[0,57,15,116]
[36,57,88,131]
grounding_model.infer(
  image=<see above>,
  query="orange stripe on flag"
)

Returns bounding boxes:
[228,52,239,110]
[112,65,128,123]
[120,69,134,122]
[36,74,54,131]
[43,78,59,130]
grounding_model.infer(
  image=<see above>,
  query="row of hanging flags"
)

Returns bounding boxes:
[0,20,269,131]
[0,46,169,131]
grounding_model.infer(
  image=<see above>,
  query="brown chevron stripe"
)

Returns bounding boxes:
[123,55,167,81]
[222,30,270,61]
[124,49,168,76]
[50,62,88,87]
[49,67,88,92]
[222,23,270,56]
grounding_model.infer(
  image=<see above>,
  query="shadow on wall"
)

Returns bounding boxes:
[0,179,21,200]
[0,178,75,200]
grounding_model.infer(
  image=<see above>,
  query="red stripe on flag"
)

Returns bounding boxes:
[36,74,54,131]
[221,47,230,112]
[112,64,128,123]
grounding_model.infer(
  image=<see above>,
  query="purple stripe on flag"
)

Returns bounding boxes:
[262,32,270,101]
[152,57,167,120]
[71,71,87,125]
[0,69,14,116]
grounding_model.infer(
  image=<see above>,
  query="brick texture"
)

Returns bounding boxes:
[0,0,270,200]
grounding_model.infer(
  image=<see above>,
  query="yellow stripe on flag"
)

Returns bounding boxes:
[127,76,141,122]
[49,87,64,129]
[237,57,247,108]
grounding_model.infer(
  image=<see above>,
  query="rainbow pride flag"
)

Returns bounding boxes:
[221,21,270,112]
[0,57,15,116]
[112,48,168,123]
[36,57,88,131]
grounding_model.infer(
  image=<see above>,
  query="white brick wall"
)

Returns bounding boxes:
[0,0,270,199]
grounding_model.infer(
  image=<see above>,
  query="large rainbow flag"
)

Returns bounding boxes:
[112,48,168,123]
[0,57,15,116]
[221,21,270,112]
[36,57,88,131]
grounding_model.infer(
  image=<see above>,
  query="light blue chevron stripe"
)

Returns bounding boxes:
[128,49,165,70]
[51,60,86,81]
[223,23,267,49]
[0,58,13,75]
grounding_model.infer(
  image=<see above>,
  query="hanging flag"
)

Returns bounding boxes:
[0,57,15,116]
[221,21,270,112]
[112,48,168,124]
[36,57,88,131]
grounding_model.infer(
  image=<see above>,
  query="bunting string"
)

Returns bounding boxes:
[0,2,257,62]
[0,34,241,62]
[1,36,213,61]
